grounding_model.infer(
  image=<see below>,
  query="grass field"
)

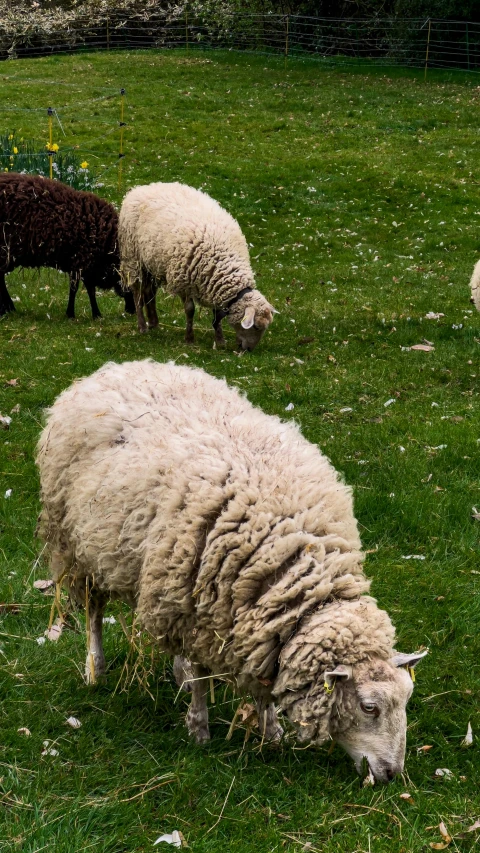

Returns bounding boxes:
[0,49,479,853]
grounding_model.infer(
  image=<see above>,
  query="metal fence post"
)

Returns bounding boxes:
[424,18,431,81]
[186,11,189,50]
[285,15,289,69]
[466,21,470,71]
[118,88,126,192]
[47,106,53,180]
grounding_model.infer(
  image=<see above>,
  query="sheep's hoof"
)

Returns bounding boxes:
[185,335,195,345]
[263,722,284,744]
[186,713,211,744]
[138,326,148,334]
[84,653,106,685]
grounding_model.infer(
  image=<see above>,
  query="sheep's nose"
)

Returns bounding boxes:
[385,766,396,782]
[470,297,475,304]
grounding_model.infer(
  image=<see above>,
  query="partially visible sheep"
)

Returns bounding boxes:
[0,172,135,318]
[469,259,480,311]
[118,182,274,350]
[36,359,426,782]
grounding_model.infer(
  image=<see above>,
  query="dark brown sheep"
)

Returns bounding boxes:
[0,172,134,318]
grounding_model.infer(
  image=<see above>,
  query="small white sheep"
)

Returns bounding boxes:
[118,182,274,350]
[469,259,480,311]
[36,359,426,782]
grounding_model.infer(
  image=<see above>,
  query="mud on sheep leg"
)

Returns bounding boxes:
[85,588,109,684]
[173,655,210,743]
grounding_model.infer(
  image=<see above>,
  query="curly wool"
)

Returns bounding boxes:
[469,259,480,312]
[37,360,396,740]
[0,172,132,317]
[118,181,272,312]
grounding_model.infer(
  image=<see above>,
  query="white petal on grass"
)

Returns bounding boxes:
[384,398,395,407]
[154,831,183,848]
[66,716,82,729]
[17,727,31,736]
[411,344,435,352]
[33,579,55,592]
[402,555,426,560]
[36,637,46,646]
[434,767,454,778]
[339,407,353,414]
[0,414,12,429]
[103,615,116,624]
[285,403,294,411]
[45,619,63,642]
[4,489,12,498]
[425,312,445,320]
[461,721,473,747]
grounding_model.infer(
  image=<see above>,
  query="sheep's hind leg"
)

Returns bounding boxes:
[84,277,102,319]
[173,655,210,743]
[85,588,109,685]
[0,272,15,315]
[183,297,195,344]
[256,700,283,743]
[143,271,159,329]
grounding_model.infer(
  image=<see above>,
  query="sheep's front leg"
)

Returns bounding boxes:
[173,655,210,743]
[183,297,195,344]
[212,310,226,349]
[66,273,80,319]
[256,700,283,743]
[85,589,109,685]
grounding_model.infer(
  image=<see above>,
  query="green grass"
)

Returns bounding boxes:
[0,49,479,852]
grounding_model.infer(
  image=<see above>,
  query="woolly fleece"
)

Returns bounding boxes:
[118,182,273,342]
[0,172,133,317]
[37,359,396,743]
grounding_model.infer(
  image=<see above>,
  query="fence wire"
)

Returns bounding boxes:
[2,14,480,73]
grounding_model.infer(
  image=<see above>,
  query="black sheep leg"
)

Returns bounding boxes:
[66,273,80,319]
[0,272,15,315]
[84,276,102,319]
[183,296,195,343]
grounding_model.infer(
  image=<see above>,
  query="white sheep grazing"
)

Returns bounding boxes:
[469,259,480,310]
[118,182,274,350]
[36,360,426,782]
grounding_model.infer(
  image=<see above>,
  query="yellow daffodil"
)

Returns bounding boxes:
[80,161,88,169]
[8,134,13,140]
[13,146,18,154]
[46,142,59,152]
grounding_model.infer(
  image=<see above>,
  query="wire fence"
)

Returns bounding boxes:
[2,14,480,73]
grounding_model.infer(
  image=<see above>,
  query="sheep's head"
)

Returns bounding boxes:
[326,652,427,782]
[228,291,275,351]
[272,598,427,782]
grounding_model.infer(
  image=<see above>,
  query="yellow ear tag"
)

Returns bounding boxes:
[324,678,336,695]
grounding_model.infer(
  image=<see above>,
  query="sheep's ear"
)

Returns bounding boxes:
[390,650,428,669]
[324,664,352,689]
[241,306,256,329]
